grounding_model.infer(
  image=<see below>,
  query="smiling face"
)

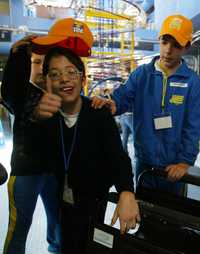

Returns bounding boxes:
[47,55,84,107]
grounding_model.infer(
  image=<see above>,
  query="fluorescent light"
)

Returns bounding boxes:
[24,0,72,8]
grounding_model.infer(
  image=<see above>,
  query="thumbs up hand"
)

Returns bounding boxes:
[33,76,62,120]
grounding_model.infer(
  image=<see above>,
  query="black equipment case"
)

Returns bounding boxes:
[86,169,200,254]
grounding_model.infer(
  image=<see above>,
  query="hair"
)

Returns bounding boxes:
[43,47,86,77]
[160,34,191,49]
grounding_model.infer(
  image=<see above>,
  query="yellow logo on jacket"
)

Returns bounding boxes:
[169,95,184,105]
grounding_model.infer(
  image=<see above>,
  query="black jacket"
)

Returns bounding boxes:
[44,96,134,198]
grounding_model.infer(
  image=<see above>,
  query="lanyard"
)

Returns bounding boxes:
[161,74,168,112]
[59,115,78,172]
[157,61,169,112]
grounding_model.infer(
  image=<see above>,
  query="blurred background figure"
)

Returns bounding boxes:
[120,112,133,154]
[0,163,8,185]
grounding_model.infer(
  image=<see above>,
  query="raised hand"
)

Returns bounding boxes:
[33,77,62,120]
[11,35,37,53]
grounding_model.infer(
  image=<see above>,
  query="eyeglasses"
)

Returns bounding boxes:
[48,67,82,81]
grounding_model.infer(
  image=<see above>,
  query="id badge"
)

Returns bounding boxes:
[154,114,172,130]
[63,175,74,205]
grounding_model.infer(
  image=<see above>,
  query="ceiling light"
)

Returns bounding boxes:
[24,0,72,8]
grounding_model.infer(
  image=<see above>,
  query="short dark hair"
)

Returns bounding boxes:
[43,47,86,76]
[160,34,191,49]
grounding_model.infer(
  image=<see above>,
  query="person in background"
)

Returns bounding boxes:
[91,14,200,196]
[30,52,46,90]
[1,37,61,254]
[0,163,8,185]
[120,112,134,154]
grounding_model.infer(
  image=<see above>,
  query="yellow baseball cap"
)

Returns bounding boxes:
[159,14,193,47]
[32,18,93,57]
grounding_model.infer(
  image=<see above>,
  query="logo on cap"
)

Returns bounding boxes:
[73,23,84,34]
[169,18,183,31]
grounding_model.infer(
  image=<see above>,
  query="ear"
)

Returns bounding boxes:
[185,43,191,51]
[81,76,86,88]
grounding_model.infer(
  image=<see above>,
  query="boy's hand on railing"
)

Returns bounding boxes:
[165,163,190,181]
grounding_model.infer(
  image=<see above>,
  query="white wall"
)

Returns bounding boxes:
[155,0,200,30]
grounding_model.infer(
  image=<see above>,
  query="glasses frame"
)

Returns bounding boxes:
[48,67,83,81]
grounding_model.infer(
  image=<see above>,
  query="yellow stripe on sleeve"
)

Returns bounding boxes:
[3,176,17,254]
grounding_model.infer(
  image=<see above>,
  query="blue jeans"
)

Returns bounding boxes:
[120,114,133,153]
[3,174,61,254]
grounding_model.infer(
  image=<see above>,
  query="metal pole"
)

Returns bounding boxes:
[8,0,13,28]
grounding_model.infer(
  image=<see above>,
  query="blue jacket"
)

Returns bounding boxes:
[113,56,200,166]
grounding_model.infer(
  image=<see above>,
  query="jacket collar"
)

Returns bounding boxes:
[147,55,191,78]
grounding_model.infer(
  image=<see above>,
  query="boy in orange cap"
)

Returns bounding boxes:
[91,14,200,196]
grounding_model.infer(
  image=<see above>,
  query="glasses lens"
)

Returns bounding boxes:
[48,70,60,80]
[65,67,79,79]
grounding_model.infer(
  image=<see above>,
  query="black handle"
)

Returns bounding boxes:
[139,167,200,187]
[107,192,119,203]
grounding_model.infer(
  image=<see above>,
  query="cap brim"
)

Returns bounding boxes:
[31,35,65,46]
[32,37,92,57]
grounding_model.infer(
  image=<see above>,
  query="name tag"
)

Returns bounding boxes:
[154,115,172,130]
[63,175,74,205]
[93,228,114,249]
[170,82,188,88]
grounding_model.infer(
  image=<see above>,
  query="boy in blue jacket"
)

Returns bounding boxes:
[92,14,200,195]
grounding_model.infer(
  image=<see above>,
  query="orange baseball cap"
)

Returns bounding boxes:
[159,14,193,47]
[31,18,93,57]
